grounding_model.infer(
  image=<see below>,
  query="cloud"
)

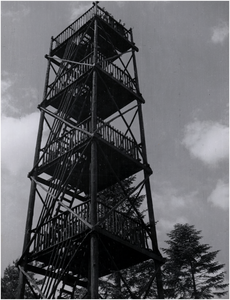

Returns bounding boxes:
[1,4,30,22]
[2,75,13,93]
[1,112,40,175]
[116,2,125,8]
[158,216,189,234]
[152,180,198,237]
[211,22,229,44]
[182,120,229,167]
[171,195,186,208]
[1,72,21,116]
[208,180,229,210]
[69,2,92,23]
[1,72,38,117]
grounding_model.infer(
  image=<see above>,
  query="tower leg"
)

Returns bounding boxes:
[90,15,99,296]
[17,37,52,298]
[17,110,45,298]
[137,103,164,298]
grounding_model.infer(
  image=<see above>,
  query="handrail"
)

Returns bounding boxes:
[32,200,149,253]
[41,118,141,167]
[97,201,149,249]
[52,5,132,51]
[96,6,131,40]
[47,52,136,100]
[53,6,95,47]
[33,201,90,253]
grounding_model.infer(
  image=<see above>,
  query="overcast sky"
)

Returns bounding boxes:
[1,0,229,291]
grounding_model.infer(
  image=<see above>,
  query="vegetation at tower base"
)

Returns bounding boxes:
[1,260,43,299]
[72,223,229,299]
[98,260,159,299]
[71,175,157,299]
[162,223,228,299]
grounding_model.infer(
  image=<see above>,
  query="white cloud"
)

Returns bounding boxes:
[69,3,92,23]
[208,180,229,210]
[117,2,125,8]
[1,76,12,94]
[2,4,30,22]
[152,181,198,237]
[182,120,229,167]
[1,73,21,116]
[1,72,38,117]
[158,216,189,233]
[211,22,229,44]
[171,195,186,208]
[1,112,40,175]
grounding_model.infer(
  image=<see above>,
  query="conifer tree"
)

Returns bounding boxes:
[1,260,43,299]
[162,223,228,299]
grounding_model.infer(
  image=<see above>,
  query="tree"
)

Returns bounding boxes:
[98,175,145,219]
[73,176,149,299]
[1,260,43,299]
[162,223,228,299]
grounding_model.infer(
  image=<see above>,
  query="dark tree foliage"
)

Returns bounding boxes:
[1,261,20,299]
[111,260,158,298]
[162,223,228,299]
[1,260,44,299]
[97,260,160,299]
[98,175,145,219]
[2,260,31,299]
[73,175,149,299]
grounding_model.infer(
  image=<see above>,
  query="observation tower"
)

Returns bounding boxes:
[17,3,164,298]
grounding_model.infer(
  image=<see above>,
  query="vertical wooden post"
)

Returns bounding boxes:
[90,5,99,299]
[17,37,53,299]
[130,29,164,299]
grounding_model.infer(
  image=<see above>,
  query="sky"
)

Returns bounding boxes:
[1,0,229,293]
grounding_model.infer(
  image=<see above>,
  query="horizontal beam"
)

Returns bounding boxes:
[27,265,88,288]
[95,227,165,263]
[35,176,88,202]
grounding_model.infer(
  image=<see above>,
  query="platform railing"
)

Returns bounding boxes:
[41,118,141,167]
[48,53,136,100]
[41,118,90,166]
[53,6,95,47]
[53,5,131,50]
[97,201,149,249]
[48,54,93,100]
[98,51,136,91]
[96,118,140,160]
[33,201,149,253]
[33,201,90,253]
[96,6,131,40]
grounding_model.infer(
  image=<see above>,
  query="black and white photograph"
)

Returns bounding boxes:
[1,1,229,298]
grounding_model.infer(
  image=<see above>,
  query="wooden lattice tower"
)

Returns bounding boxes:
[17,3,165,298]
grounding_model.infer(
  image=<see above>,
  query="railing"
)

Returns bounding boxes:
[52,5,132,50]
[96,6,131,40]
[97,51,136,92]
[41,118,91,166]
[33,201,149,253]
[97,201,149,249]
[53,6,95,47]
[33,201,90,253]
[47,54,93,100]
[41,118,141,167]
[96,118,141,161]
[48,52,136,100]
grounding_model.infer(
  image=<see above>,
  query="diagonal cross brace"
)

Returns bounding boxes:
[18,265,46,299]
[31,177,92,230]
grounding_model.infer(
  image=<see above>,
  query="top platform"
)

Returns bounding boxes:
[51,4,138,58]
